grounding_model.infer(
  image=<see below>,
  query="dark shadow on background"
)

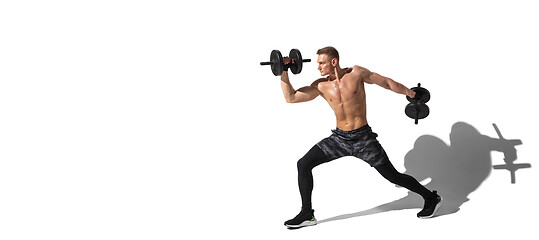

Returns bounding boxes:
[320,122,528,223]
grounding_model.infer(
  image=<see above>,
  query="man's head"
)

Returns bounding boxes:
[316,46,340,76]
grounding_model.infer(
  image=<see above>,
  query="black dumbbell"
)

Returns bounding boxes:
[405,83,430,124]
[260,49,311,76]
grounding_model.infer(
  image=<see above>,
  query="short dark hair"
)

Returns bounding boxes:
[316,46,339,60]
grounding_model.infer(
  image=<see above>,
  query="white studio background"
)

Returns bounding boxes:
[1,0,538,239]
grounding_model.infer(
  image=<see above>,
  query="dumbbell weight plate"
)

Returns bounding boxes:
[406,84,430,103]
[405,102,430,120]
[270,50,284,76]
[289,49,303,74]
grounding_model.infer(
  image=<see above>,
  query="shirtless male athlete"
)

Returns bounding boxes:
[281,47,442,229]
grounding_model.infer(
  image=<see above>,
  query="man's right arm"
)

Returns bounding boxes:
[280,71,321,103]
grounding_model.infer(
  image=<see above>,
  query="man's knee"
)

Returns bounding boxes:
[297,157,312,172]
[385,173,402,184]
[297,145,328,173]
[375,162,403,184]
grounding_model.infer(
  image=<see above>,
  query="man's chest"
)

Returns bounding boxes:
[319,77,361,101]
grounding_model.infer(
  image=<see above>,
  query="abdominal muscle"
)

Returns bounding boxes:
[333,100,368,131]
[320,85,368,131]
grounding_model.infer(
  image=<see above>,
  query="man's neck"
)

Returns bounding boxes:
[329,67,346,81]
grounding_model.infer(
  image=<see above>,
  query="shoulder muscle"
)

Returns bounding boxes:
[311,78,327,90]
[351,66,373,83]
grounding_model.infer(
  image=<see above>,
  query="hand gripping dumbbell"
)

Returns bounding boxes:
[405,83,431,125]
[260,49,311,76]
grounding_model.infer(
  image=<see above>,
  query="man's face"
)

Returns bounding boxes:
[317,54,334,76]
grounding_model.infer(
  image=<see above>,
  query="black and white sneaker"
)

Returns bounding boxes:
[284,209,317,229]
[417,191,443,219]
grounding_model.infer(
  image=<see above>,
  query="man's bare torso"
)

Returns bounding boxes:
[316,66,368,131]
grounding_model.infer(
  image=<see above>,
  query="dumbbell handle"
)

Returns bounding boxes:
[415,107,419,125]
[260,59,310,65]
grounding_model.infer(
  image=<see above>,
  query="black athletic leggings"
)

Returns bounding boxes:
[297,145,431,210]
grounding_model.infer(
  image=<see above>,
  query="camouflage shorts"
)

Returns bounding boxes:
[316,125,389,167]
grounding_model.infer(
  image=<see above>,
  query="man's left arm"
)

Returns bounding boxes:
[362,69,416,98]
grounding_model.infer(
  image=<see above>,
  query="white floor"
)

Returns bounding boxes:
[2,1,538,239]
